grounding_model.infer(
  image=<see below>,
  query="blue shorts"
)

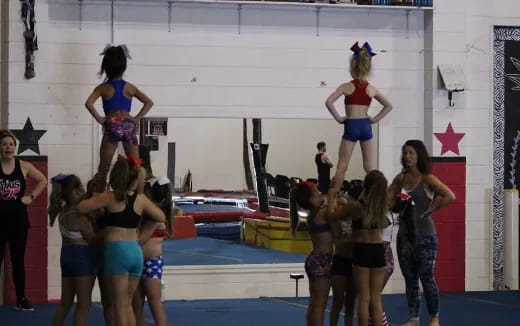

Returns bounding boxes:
[104,241,144,277]
[342,118,373,142]
[143,256,164,280]
[61,245,96,277]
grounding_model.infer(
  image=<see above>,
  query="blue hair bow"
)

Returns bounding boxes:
[351,41,377,60]
[51,173,72,183]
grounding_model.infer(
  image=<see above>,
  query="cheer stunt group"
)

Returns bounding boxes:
[0,41,454,326]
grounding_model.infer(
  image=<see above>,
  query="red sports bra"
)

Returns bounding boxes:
[344,79,372,106]
[152,229,168,238]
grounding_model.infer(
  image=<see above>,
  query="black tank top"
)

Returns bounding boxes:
[0,159,29,226]
[315,153,330,181]
[105,194,141,229]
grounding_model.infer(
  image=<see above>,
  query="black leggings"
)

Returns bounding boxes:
[0,226,29,300]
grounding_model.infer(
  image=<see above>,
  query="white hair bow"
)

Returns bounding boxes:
[157,177,171,186]
[99,43,132,59]
[147,176,170,186]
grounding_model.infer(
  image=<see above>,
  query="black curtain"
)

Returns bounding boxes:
[504,41,520,189]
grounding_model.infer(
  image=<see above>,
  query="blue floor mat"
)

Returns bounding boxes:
[162,237,305,265]
[2,292,519,326]
[176,204,252,213]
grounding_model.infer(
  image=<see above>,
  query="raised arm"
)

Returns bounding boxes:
[325,83,351,124]
[328,200,364,222]
[76,215,96,244]
[85,85,105,125]
[137,166,146,194]
[327,186,364,221]
[140,195,166,223]
[21,161,47,205]
[422,174,456,218]
[368,86,392,123]
[77,192,111,214]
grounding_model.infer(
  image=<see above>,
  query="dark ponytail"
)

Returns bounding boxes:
[48,174,82,227]
[289,188,299,237]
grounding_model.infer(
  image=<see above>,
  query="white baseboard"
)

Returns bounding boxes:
[88,263,405,302]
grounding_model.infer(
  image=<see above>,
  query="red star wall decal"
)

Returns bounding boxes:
[434,122,465,156]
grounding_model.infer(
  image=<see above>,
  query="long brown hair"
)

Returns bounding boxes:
[359,170,388,229]
[48,174,82,227]
[109,156,140,201]
[350,48,372,81]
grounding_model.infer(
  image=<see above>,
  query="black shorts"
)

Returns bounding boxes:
[352,243,385,268]
[331,255,353,277]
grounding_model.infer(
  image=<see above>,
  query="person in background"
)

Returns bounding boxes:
[315,141,334,194]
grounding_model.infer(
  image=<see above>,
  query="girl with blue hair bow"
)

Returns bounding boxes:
[325,41,393,197]
[85,44,154,189]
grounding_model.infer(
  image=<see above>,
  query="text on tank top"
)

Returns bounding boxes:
[0,159,26,214]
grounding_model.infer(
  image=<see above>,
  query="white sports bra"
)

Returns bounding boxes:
[60,223,83,240]
[59,211,84,240]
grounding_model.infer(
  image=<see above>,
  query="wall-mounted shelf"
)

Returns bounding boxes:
[156,0,433,11]
[73,0,432,10]
[66,0,433,39]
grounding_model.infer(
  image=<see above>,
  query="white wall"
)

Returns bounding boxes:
[163,117,377,191]
[5,0,428,299]
[428,0,520,291]
[168,118,246,190]
[262,118,378,182]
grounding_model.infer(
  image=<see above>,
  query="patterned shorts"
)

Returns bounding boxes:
[384,242,394,277]
[305,251,333,279]
[142,256,164,280]
[103,116,138,145]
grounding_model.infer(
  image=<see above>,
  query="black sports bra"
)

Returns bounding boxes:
[308,213,331,234]
[105,194,141,229]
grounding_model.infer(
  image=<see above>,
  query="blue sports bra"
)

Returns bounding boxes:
[105,194,141,229]
[102,80,132,114]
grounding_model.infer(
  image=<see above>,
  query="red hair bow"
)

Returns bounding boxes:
[350,41,376,59]
[297,181,315,189]
[351,41,362,54]
[119,155,143,166]
[396,193,412,201]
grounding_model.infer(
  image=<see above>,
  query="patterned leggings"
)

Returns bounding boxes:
[396,234,439,319]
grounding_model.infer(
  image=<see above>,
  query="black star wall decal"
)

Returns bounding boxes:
[10,117,46,154]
